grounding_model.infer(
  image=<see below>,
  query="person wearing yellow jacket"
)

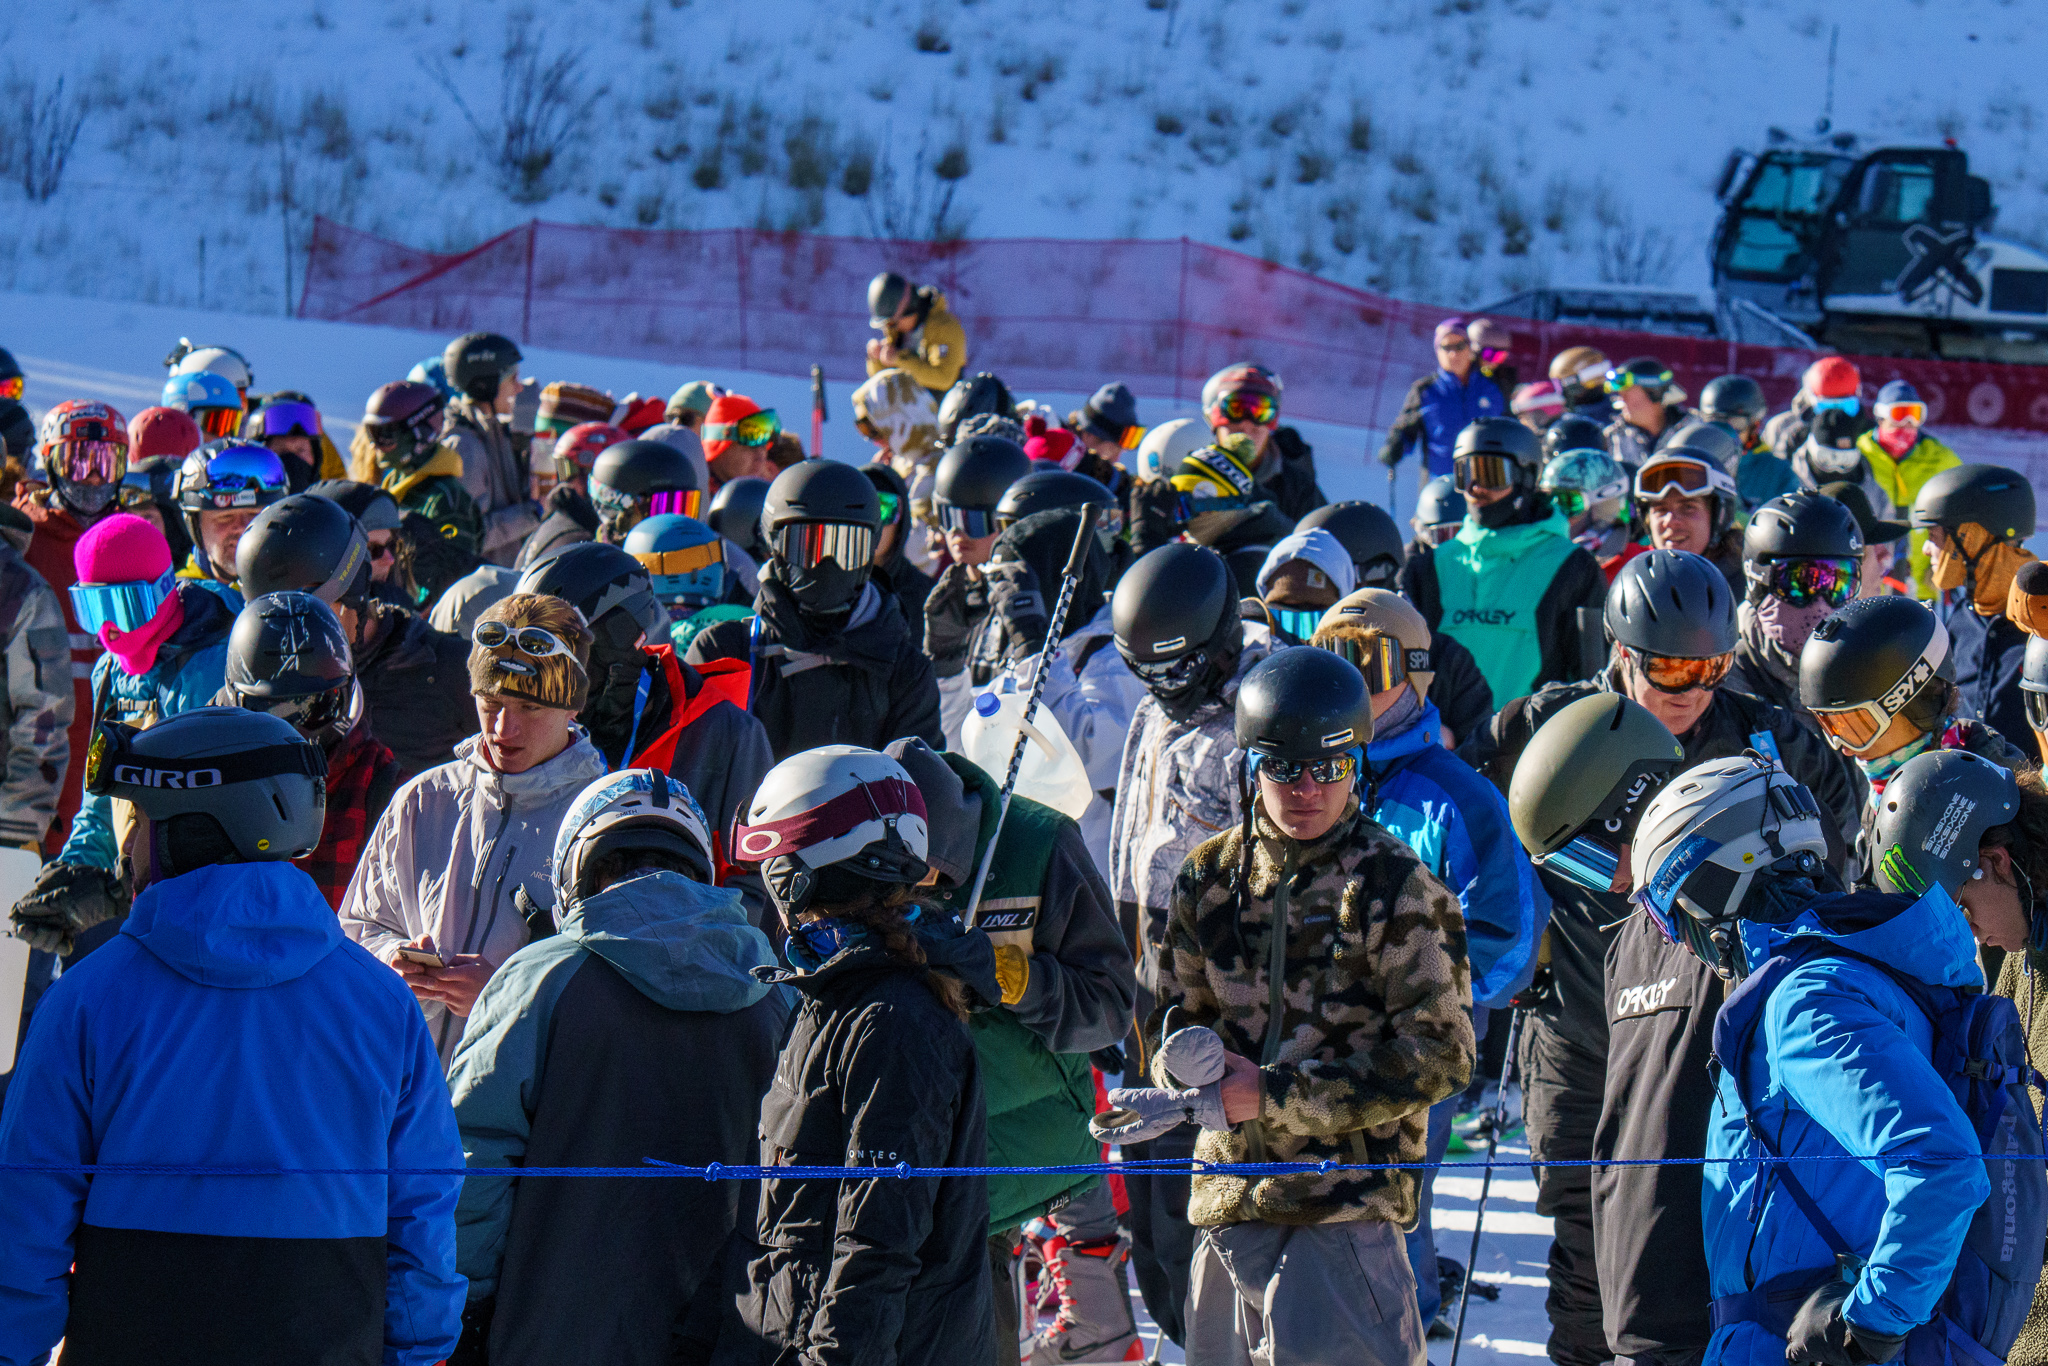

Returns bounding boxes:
[1855,380,1958,600]
[865,271,968,396]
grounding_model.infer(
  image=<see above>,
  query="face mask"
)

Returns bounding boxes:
[1754,593,1834,660]
[56,477,117,518]
[1473,486,1528,530]
[785,917,864,972]
[1857,723,1941,788]
[1372,683,1424,740]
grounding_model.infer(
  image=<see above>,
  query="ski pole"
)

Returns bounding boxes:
[963,504,1100,927]
[1387,461,1398,519]
[1449,1006,1527,1366]
[810,363,826,459]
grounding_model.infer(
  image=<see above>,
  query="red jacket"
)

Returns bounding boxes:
[299,721,404,910]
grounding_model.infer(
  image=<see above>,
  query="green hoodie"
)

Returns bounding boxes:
[1432,506,1580,705]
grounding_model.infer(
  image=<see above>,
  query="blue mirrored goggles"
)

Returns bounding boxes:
[70,571,176,635]
[1269,605,1326,643]
[1811,395,1860,416]
[934,502,997,538]
[1535,834,1623,894]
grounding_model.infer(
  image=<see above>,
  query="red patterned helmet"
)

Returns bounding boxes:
[554,422,631,475]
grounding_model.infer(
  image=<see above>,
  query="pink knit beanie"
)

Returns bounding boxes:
[74,512,173,585]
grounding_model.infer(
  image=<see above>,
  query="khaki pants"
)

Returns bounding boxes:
[1186,1219,1424,1366]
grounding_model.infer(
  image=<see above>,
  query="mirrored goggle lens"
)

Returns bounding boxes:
[777,521,874,570]
[634,541,723,577]
[934,503,997,538]
[1636,460,1714,499]
[1637,650,1733,693]
[705,411,782,447]
[1119,424,1147,450]
[1218,392,1277,425]
[875,490,901,524]
[0,377,21,401]
[1320,632,1423,694]
[1127,650,1205,690]
[590,481,634,515]
[255,401,322,438]
[1549,488,1589,516]
[1812,702,1890,753]
[473,621,573,658]
[1454,454,1514,491]
[1537,834,1623,894]
[70,571,176,635]
[246,684,351,733]
[1606,366,1670,393]
[1256,752,1359,785]
[2027,688,2048,736]
[1765,557,1859,608]
[1426,522,1460,545]
[50,440,124,485]
[1875,401,1925,426]
[1270,606,1326,643]
[646,489,703,519]
[1811,395,1860,415]
[197,406,244,439]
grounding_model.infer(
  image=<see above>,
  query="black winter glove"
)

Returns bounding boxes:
[983,559,1049,657]
[448,1294,496,1366]
[1376,439,1405,469]
[11,860,130,956]
[923,564,985,675]
[1785,1279,1906,1366]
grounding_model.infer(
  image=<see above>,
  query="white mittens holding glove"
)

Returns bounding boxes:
[1089,1021,1233,1145]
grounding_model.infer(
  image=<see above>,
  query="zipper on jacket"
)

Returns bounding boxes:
[1242,843,1298,1172]
[460,803,517,958]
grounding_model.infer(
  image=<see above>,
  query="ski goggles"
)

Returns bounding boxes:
[195,405,245,440]
[1875,400,1925,426]
[634,540,723,579]
[250,400,322,439]
[590,480,703,520]
[242,680,354,735]
[1118,424,1147,451]
[85,717,326,798]
[934,502,998,538]
[875,490,901,525]
[183,458,287,510]
[1628,647,1733,694]
[1606,364,1672,394]
[1549,488,1592,517]
[1320,632,1430,695]
[473,620,577,660]
[70,570,176,635]
[1268,605,1327,643]
[0,377,20,402]
[1454,454,1516,492]
[702,409,781,447]
[1124,648,1208,692]
[1634,458,1720,501]
[46,439,125,486]
[1809,624,1946,753]
[1755,556,1859,609]
[776,521,874,570]
[1215,391,1277,426]
[2027,688,2048,737]
[1422,521,1461,546]
[1811,395,1860,416]
[1253,750,1361,786]
[1536,831,1625,895]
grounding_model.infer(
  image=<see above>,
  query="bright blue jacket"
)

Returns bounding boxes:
[1704,886,1990,1365]
[0,861,466,1364]
[1406,369,1507,477]
[1365,699,1547,1006]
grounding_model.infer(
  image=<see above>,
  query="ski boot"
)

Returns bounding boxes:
[1027,1232,1143,1364]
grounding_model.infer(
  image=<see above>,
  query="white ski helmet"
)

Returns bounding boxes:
[1631,753,1829,972]
[1132,417,1208,483]
[553,768,715,903]
[168,342,254,397]
[735,745,929,917]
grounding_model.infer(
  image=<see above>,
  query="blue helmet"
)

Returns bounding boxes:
[624,514,726,612]
[161,369,242,426]
[407,355,458,401]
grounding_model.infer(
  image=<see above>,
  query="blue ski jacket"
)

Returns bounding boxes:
[1382,369,1508,477]
[1365,699,1546,1007]
[1703,885,1989,1366]
[0,860,465,1365]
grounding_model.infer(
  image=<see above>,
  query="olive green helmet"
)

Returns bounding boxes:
[1509,693,1685,892]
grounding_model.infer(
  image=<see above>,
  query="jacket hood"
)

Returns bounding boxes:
[386,443,466,501]
[455,728,608,808]
[560,869,776,1012]
[123,861,343,988]
[1453,504,1572,556]
[852,370,941,463]
[1741,885,1984,989]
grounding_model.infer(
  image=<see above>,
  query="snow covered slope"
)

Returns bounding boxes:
[5,0,2045,315]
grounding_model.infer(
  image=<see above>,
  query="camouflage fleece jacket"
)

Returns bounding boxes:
[1149,799,1475,1227]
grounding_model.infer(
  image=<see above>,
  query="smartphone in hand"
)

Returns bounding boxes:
[395,946,446,969]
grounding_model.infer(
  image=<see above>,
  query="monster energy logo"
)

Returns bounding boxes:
[1880,844,1928,894]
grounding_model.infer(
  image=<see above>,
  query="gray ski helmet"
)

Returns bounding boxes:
[91,705,325,866]
[591,438,699,496]
[226,591,361,747]
[1664,423,1744,474]
[1799,595,1953,752]
[516,542,667,646]
[1542,415,1610,460]
[867,271,910,327]
[936,373,1016,446]
[1700,374,1767,426]
[1509,693,1685,881]
[1235,646,1373,764]
[2025,634,2048,737]
[235,492,371,607]
[707,475,772,562]
[1870,748,2020,897]
[1453,416,1543,469]
[443,331,522,405]
[1910,463,2036,544]
[1415,475,1466,531]
[1744,490,1863,565]
[1296,501,1405,587]
[934,435,1031,513]
[1604,549,1737,658]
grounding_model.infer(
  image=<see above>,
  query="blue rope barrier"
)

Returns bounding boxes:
[0,1152,2020,1180]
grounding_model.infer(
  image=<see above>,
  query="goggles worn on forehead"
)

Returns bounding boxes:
[777,521,874,571]
[1809,621,1946,754]
[1216,391,1277,426]
[70,571,176,636]
[1320,631,1430,695]
[731,775,927,865]
[703,410,782,447]
[1254,750,1360,785]
[1630,648,1733,694]
[1755,556,1859,609]
[1454,454,1516,492]
[85,719,325,798]
[934,502,998,539]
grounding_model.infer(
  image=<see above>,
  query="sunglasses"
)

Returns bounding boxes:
[1268,605,1326,643]
[1630,648,1733,694]
[1811,395,1860,415]
[0,377,21,402]
[474,620,576,659]
[1634,459,1717,501]
[776,521,874,571]
[1875,401,1925,426]
[702,409,782,447]
[1320,631,1430,695]
[1255,751,1360,785]
[1216,392,1277,426]
[1755,556,1859,609]
[1436,338,1472,354]
[367,534,397,563]
[935,502,998,538]
[1454,453,1516,492]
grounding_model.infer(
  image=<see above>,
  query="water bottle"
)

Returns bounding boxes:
[961,681,1094,821]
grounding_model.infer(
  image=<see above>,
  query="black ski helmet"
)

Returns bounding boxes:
[226,591,360,748]
[1700,374,1767,426]
[1112,542,1242,710]
[235,492,371,607]
[1415,475,1466,531]
[1235,646,1373,762]
[1610,356,1677,403]
[1870,748,2021,896]
[1605,549,1737,658]
[1453,417,1543,471]
[1295,501,1405,587]
[934,435,1031,516]
[591,438,699,497]
[936,373,1016,446]
[443,332,522,405]
[1799,595,1953,752]
[994,468,1112,531]
[1542,415,1610,460]
[1910,463,2036,544]
[760,459,880,615]
[518,541,668,646]
[867,271,910,326]
[707,475,773,562]
[1743,490,1863,576]
[0,346,20,385]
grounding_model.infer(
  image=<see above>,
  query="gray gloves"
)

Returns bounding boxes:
[1090,1023,1233,1145]
[11,860,131,955]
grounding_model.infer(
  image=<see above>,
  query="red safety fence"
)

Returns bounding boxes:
[298,217,2048,445]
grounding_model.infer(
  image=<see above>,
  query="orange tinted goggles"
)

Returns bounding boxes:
[1632,648,1733,694]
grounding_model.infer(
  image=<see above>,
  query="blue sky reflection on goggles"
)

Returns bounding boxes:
[70,571,176,635]
[935,503,997,538]
[1811,395,1860,416]
[1535,834,1623,894]
[1270,606,1326,643]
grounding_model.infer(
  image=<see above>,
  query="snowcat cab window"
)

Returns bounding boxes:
[1854,162,1937,225]
[1739,154,1846,216]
